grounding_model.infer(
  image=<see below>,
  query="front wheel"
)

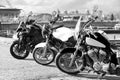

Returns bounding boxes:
[33,47,56,65]
[56,49,82,74]
[10,40,29,59]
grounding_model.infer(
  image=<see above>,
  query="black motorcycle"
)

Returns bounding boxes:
[10,13,45,59]
[56,16,120,78]
[33,14,76,65]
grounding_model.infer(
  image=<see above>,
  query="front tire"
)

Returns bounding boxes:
[10,40,29,59]
[33,47,56,65]
[56,49,82,74]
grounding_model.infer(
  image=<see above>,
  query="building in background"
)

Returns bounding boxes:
[0,8,21,22]
[0,0,21,22]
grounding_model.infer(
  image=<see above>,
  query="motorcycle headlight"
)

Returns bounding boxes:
[12,33,18,40]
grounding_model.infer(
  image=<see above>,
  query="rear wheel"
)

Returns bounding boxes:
[56,50,82,74]
[33,47,56,65]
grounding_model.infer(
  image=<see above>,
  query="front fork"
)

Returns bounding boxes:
[69,46,79,67]
[18,36,26,51]
[42,38,49,57]
[69,38,82,67]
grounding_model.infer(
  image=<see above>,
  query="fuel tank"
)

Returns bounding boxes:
[85,32,110,48]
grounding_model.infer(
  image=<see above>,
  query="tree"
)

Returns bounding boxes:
[75,10,79,14]
[92,5,99,16]
[57,9,61,14]
[115,12,120,20]
[93,5,98,12]
[64,10,68,15]
[86,9,90,15]
[110,13,115,21]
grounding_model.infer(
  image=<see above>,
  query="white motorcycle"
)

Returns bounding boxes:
[32,14,76,65]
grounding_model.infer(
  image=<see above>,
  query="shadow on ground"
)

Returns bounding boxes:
[24,58,34,61]
[69,72,120,80]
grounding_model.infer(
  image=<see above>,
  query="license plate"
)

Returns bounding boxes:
[116,50,120,58]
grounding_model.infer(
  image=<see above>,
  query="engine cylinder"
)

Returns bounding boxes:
[87,49,98,62]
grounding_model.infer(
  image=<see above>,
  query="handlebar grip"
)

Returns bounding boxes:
[91,16,98,21]
[94,16,98,19]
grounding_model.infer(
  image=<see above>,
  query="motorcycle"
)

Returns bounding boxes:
[32,14,76,65]
[55,16,120,78]
[10,13,45,59]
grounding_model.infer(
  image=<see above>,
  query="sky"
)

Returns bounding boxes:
[2,0,120,14]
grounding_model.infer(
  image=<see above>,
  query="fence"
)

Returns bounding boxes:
[0,30,15,37]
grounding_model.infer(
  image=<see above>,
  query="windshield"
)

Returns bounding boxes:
[16,22,26,32]
[74,16,82,40]
[74,16,98,40]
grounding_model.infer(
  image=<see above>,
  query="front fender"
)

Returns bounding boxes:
[32,42,46,53]
[12,33,19,40]
[12,40,19,44]
[34,42,46,49]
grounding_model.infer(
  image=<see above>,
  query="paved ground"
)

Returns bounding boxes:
[0,37,120,80]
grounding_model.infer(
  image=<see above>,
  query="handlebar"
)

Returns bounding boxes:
[23,12,33,24]
[51,24,64,30]
[77,16,98,39]
[50,14,60,25]
[83,16,98,29]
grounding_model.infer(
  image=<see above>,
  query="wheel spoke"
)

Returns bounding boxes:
[12,44,27,57]
[10,41,29,59]
[33,47,55,65]
[58,52,82,73]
